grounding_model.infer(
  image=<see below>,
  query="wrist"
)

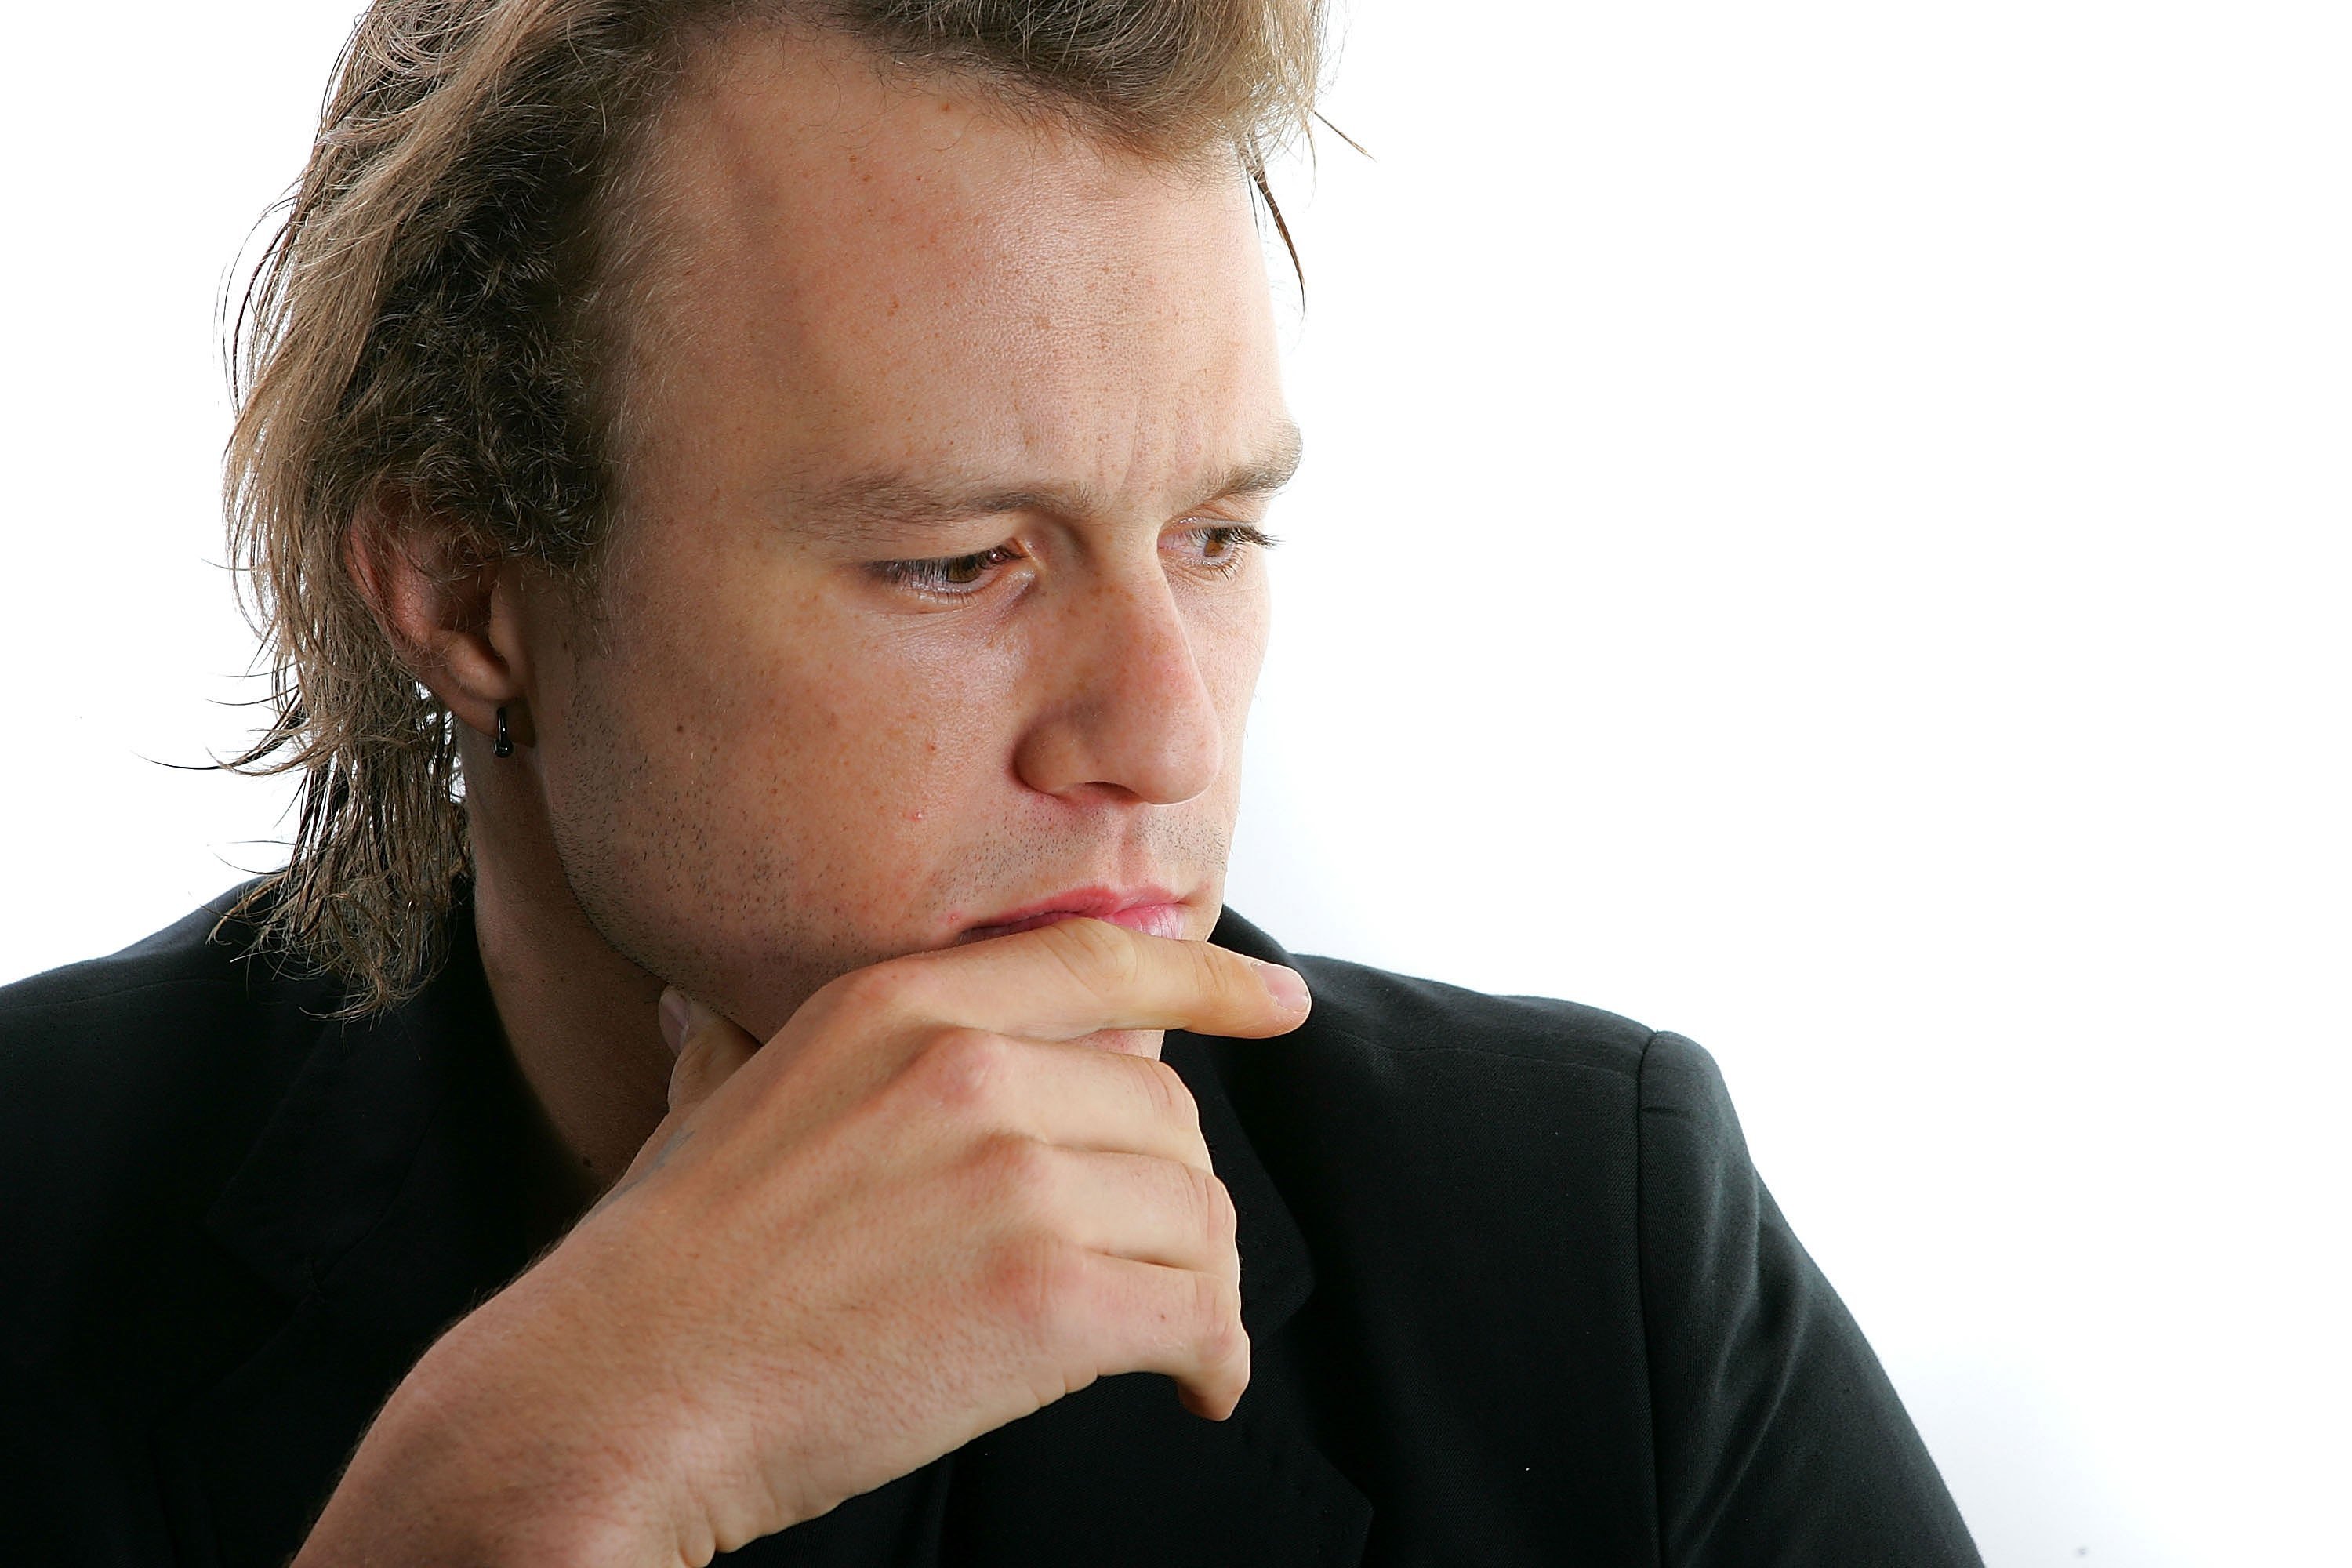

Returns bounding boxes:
[296,1279,687,1567]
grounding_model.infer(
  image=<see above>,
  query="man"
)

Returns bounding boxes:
[0,2,1980,1563]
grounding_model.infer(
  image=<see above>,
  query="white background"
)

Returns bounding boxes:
[3,3,2345,1563]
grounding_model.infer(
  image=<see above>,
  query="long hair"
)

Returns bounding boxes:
[216,0,1326,1018]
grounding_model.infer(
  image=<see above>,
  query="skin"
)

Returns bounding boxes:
[310,24,1311,1565]
[418,27,1300,1204]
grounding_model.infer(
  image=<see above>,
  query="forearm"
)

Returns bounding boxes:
[293,1304,681,1568]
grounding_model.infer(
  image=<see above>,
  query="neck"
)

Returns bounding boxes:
[465,757,676,1217]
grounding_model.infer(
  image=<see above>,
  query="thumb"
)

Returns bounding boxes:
[657,985,760,1118]
[602,989,762,1205]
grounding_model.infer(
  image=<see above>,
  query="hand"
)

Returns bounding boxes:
[296,917,1311,1567]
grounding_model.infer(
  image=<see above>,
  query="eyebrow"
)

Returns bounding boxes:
[772,419,1304,550]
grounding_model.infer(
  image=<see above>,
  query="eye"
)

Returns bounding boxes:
[870,542,1026,598]
[1172,522,1278,578]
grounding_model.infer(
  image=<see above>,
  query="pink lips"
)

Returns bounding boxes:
[958,888,1189,944]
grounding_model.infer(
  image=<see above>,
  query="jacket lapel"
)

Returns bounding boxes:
[173,888,549,1566]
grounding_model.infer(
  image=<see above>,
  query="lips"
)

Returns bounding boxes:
[957,887,1189,944]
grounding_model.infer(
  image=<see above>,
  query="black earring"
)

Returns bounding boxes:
[492,706,514,758]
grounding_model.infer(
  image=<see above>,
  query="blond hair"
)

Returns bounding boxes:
[216,0,1327,1017]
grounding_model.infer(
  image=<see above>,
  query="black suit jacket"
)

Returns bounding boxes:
[2,882,1980,1566]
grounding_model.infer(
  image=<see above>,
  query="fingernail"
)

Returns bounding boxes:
[659,987,692,1054]
[1250,960,1309,1012]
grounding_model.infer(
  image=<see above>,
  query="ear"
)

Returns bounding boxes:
[343,492,533,747]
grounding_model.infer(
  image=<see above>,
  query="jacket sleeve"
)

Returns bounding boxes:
[0,1353,171,1566]
[1635,1029,1982,1566]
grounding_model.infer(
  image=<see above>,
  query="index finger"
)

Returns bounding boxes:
[863,916,1311,1042]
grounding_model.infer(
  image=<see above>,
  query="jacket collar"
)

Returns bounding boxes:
[189,891,1368,1566]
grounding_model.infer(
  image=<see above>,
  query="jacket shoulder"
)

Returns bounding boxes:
[1262,952,1759,1257]
[1240,949,1671,1292]
[0,883,338,1348]
[1223,944,1669,1262]
[1287,947,1660,1080]
[1210,943,1675,1232]
[6,886,272,1008]
[0,878,336,1089]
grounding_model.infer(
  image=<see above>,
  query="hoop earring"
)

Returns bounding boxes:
[492,706,514,758]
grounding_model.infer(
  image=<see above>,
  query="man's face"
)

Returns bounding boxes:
[512,29,1294,1046]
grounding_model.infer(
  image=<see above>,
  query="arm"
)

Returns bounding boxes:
[1636,1029,1982,1567]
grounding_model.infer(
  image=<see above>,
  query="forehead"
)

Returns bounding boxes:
[615,25,1287,510]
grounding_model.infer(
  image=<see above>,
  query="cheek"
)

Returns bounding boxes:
[1192,574,1272,732]
[543,604,1034,966]
[681,597,1038,841]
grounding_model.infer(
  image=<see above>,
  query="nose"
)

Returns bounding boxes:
[1011,569,1225,805]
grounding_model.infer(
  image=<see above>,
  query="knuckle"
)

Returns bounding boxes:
[825,955,936,1024]
[1196,942,1258,1014]
[985,1233,1089,1341]
[1035,915,1141,999]
[909,1028,1014,1112]
[1200,1169,1238,1247]
[1169,1161,1215,1240]
[1188,1271,1247,1362]
[1134,1057,1196,1128]
[967,1132,1058,1214]
[817,961,901,1022]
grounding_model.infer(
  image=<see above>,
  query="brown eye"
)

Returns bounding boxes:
[1170,523,1274,579]
[873,541,1028,597]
